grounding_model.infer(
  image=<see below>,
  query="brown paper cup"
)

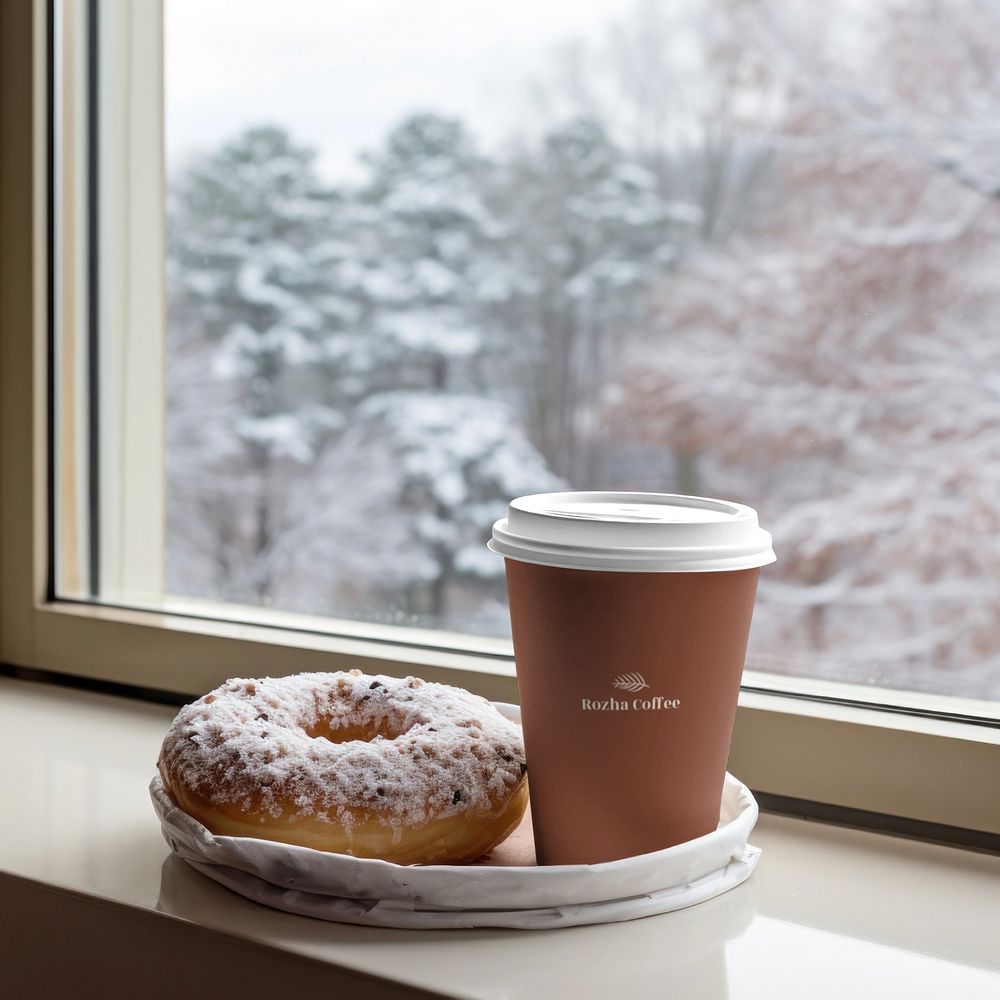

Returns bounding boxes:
[490,492,774,865]
[505,559,759,864]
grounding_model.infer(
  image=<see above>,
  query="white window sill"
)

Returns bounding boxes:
[1,675,998,999]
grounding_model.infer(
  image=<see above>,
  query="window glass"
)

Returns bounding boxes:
[115,0,1000,701]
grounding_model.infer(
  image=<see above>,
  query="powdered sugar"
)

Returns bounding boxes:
[158,671,526,840]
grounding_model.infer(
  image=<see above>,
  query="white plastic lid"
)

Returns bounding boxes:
[488,491,775,573]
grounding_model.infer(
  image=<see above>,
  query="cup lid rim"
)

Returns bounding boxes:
[489,491,775,573]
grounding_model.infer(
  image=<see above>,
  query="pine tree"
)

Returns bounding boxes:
[489,117,695,485]
[348,113,498,391]
[344,114,562,621]
[167,126,355,602]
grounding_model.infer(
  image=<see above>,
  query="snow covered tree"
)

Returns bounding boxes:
[530,0,790,495]
[351,392,562,620]
[611,0,1000,696]
[167,126,358,603]
[162,1,1000,695]
[489,116,698,485]
[166,117,564,628]
[345,114,499,392]
[328,114,565,622]
[534,0,780,242]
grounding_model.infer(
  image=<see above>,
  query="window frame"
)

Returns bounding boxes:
[1,0,998,847]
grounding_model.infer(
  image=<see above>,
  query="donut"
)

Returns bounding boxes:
[157,670,529,865]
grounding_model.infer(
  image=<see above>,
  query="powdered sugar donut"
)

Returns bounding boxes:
[157,670,528,865]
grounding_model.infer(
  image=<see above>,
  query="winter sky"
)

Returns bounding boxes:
[165,0,632,182]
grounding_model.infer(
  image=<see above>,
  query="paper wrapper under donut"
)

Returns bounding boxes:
[150,704,761,929]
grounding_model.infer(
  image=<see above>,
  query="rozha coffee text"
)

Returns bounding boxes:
[581,696,680,711]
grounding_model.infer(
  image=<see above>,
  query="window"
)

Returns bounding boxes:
[2,0,998,841]
[57,0,1000,709]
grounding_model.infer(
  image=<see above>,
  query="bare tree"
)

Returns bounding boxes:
[613,1,1000,696]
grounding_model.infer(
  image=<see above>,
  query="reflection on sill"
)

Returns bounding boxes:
[157,851,753,998]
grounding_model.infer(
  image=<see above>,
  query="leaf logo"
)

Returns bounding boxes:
[612,672,650,693]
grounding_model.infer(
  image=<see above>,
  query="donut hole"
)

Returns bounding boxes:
[305,717,408,745]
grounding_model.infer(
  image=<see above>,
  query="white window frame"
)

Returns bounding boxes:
[1,0,998,847]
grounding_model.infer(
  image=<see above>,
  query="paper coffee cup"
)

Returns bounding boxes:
[490,492,775,865]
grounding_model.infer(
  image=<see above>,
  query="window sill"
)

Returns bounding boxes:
[29,599,520,701]
[21,599,1000,841]
[2,673,999,999]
